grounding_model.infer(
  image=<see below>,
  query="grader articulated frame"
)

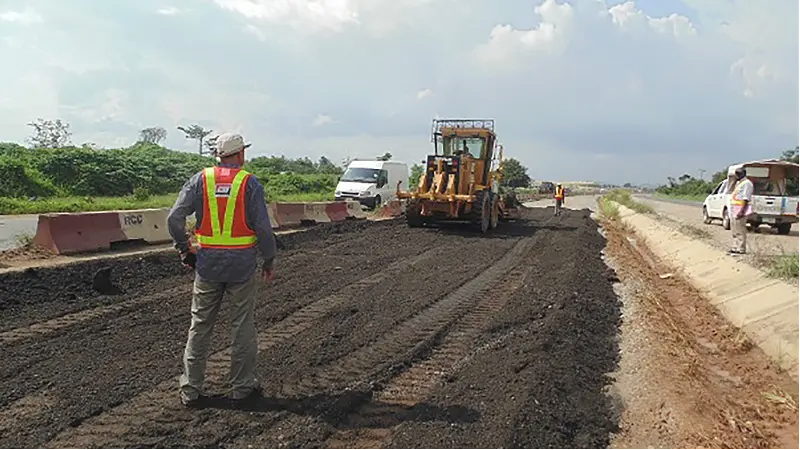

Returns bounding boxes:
[396,118,521,233]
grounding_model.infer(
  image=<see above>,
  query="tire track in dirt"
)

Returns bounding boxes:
[0,392,55,441]
[44,245,449,449]
[233,224,550,449]
[284,235,536,397]
[0,285,192,345]
[324,260,533,448]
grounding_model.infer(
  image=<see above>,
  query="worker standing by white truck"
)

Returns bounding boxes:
[729,167,754,254]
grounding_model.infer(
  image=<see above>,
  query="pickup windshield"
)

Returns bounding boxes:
[341,168,379,183]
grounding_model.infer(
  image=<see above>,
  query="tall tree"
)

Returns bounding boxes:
[501,158,531,188]
[26,118,72,149]
[177,124,213,155]
[780,145,799,195]
[409,163,424,187]
[139,127,167,145]
[317,156,341,174]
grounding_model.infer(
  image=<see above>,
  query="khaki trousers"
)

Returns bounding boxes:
[179,273,259,400]
[555,198,563,216]
[731,215,748,253]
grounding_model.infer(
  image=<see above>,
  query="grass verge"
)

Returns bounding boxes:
[602,189,654,214]
[597,197,620,221]
[765,254,799,281]
[0,191,336,215]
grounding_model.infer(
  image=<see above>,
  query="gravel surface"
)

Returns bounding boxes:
[635,196,798,257]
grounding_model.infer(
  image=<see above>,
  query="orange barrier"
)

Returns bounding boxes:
[325,202,349,222]
[378,200,404,218]
[33,209,173,255]
[34,212,125,254]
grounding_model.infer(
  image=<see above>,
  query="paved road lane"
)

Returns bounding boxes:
[0,215,38,251]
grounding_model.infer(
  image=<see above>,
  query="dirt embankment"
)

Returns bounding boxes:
[603,220,798,449]
[0,208,626,448]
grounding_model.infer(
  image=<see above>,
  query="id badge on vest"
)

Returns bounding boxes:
[215,183,232,198]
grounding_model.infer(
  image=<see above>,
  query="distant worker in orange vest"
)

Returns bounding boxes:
[554,183,565,216]
[729,167,754,255]
[167,132,277,408]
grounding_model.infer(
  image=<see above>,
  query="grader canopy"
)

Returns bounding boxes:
[397,118,520,233]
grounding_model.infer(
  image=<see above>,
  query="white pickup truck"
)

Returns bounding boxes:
[702,160,799,235]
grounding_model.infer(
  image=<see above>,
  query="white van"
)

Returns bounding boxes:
[702,159,799,234]
[334,160,408,209]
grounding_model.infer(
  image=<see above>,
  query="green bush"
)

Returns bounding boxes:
[0,141,343,214]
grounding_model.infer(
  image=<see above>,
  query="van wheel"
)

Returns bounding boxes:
[373,195,382,210]
[777,223,792,235]
[722,208,731,230]
[702,206,712,225]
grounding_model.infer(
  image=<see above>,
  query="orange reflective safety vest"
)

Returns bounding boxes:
[554,186,565,200]
[195,166,257,249]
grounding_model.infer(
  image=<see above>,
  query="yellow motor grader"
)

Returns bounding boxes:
[397,118,521,233]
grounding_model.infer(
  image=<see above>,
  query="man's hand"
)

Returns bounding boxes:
[262,267,275,284]
[180,250,196,269]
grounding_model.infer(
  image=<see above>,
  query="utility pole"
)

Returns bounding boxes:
[698,169,706,180]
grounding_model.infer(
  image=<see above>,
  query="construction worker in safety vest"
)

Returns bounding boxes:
[554,183,565,216]
[167,132,277,407]
[729,167,754,255]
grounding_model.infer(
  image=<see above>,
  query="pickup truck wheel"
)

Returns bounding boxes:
[777,223,792,235]
[722,208,731,230]
[702,207,712,225]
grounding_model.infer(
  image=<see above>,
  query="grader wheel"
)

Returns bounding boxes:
[473,190,491,233]
[406,200,424,228]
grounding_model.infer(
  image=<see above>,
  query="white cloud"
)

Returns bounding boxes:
[0,8,44,25]
[312,114,335,127]
[156,6,181,16]
[0,0,796,184]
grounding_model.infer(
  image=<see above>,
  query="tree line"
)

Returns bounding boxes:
[656,147,799,198]
[5,117,534,203]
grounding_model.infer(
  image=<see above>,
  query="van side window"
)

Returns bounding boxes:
[377,170,388,188]
[712,181,723,195]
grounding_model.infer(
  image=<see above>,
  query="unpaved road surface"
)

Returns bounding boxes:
[636,196,798,256]
[0,208,623,448]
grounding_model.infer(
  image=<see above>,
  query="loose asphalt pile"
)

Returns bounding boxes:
[0,208,621,448]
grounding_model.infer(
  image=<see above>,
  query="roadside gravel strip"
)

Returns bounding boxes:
[0,209,622,448]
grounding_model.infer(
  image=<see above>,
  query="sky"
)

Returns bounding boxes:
[0,0,797,185]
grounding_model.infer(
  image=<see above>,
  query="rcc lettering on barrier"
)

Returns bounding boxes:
[123,214,144,226]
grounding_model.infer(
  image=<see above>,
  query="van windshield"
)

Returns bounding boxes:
[341,167,380,183]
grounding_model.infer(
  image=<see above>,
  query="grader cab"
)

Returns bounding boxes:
[397,118,521,233]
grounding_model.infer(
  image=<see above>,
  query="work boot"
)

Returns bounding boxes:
[229,385,263,403]
[180,392,209,408]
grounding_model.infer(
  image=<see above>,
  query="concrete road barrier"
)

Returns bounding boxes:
[378,200,405,218]
[304,203,332,224]
[346,201,367,219]
[29,200,369,256]
[325,202,349,222]
[273,203,307,227]
[267,203,280,229]
[614,202,799,380]
[34,209,172,255]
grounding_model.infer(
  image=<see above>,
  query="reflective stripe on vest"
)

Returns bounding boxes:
[731,180,746,206]
[555,187,564,199]
[196,167,257,249]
